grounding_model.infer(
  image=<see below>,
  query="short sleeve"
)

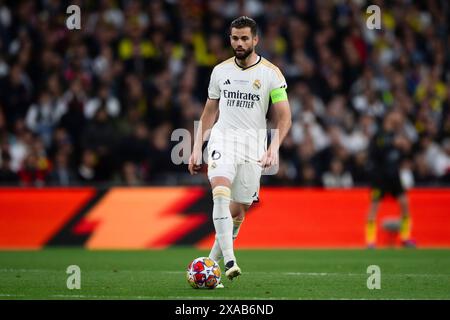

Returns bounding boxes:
[269,67,287,92]
[208,67,220,99]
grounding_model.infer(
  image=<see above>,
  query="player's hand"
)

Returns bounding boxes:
[259,147,279,169]
[188,149,202,175]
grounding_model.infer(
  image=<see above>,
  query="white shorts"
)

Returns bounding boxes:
[207,139,262,205]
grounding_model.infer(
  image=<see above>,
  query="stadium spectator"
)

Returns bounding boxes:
[120,161,144,186]
[77,148,98,184]
[322,158,354,188]
[17,144,50,188]
[25,90,66,148]
[84,84,121,120]
[81,106,118,181]
[48,149,78,186]
[0,150,19,184]
[118,121,150,166]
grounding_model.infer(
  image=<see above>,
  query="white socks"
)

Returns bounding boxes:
[211,186,235,264]
[210,217,244,263]
[209,237,223,263]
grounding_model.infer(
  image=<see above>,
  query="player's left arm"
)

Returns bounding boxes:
[260,87,292,168]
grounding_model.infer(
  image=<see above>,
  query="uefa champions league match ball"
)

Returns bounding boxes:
[186,257,221,289]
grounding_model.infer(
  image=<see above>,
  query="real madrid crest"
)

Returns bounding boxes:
[253,79,261,90]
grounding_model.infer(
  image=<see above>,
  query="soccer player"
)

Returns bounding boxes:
[365,110,416,249]
[188,16,292,283]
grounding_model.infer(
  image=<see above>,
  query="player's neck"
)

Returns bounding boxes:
[235,52,259,68]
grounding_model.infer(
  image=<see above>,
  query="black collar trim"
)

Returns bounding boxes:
[234,55,261,70]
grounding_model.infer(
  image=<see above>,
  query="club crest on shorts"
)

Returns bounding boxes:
[253,79,261,90]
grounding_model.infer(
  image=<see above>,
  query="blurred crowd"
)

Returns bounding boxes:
[0,0,449,187]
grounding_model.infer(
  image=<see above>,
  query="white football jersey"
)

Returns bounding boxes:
[207,55,287,162]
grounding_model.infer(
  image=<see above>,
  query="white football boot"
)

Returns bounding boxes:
[225,260,241,280]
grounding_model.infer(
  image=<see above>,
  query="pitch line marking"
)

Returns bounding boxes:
[162,271,450,277]
[0,268,48,272]
[2,269,448,278]
[0,294,427,300]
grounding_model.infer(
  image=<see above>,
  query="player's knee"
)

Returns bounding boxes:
[230,202,248,219]
[367,204,378,221]
[236,205,246,220]
[236,204,250,220]
[210,176,231,189]
[397,194,408,205]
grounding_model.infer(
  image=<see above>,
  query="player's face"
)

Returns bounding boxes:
[230,27,258,60]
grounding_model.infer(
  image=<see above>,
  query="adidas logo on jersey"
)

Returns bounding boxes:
[223,79,231,85]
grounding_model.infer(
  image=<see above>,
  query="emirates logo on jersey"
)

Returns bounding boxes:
[223,90,260,101]
[253,79,261,90]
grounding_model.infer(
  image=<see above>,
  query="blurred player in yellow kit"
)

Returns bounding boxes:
[366,110,416,248]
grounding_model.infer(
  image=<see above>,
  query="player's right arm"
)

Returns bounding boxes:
[188,98,219,175]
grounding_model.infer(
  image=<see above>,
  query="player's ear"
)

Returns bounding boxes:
[253,34,259,46]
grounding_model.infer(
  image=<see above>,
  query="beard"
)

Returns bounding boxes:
[233,46,254,60]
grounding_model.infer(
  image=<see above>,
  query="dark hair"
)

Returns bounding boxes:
[230,16,258,37]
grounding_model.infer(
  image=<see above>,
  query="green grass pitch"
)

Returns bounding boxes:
[0,248,449,300]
